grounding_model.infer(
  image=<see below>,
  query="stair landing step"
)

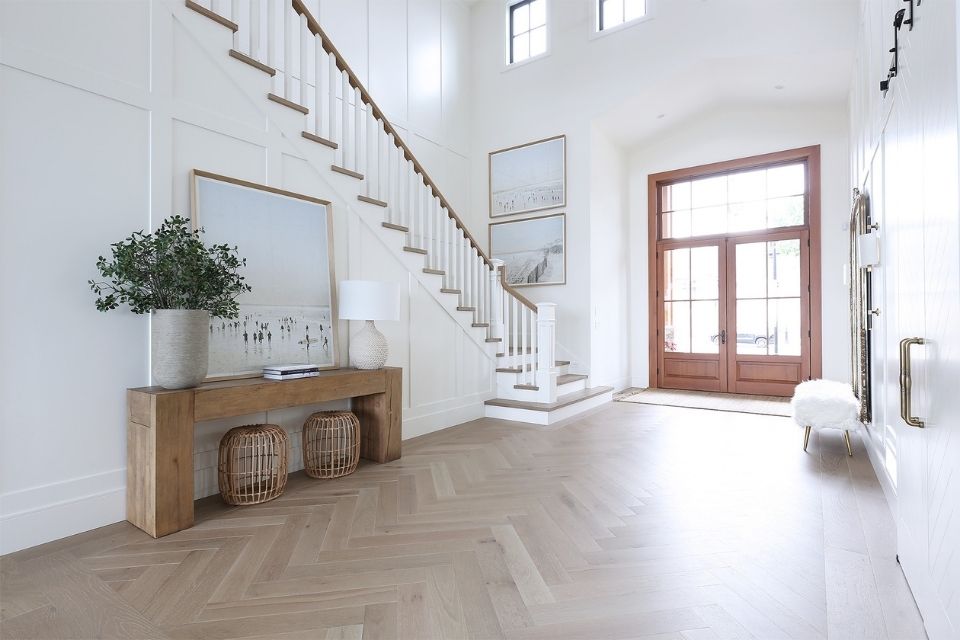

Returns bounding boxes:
[485,386,614,412]
[558,373,588,385]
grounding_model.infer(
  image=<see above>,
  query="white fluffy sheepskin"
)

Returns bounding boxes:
[790,379,862,431]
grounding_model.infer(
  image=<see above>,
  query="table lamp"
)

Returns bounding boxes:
[338,280,399,369]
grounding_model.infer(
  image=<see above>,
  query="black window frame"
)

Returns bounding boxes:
[508,0,543,64]
[597,0,646,32]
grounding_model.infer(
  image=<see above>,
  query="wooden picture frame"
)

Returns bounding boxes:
[190,169,340,380]
[489,213,566,287]
[488,134,566,217]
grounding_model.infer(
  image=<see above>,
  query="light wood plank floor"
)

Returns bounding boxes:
[0,402,926,640]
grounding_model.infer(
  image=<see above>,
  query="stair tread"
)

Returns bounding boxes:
[301,130,338,149]
[514,384,539,391]
[358,195,388,207]
[382,222,408,232]
[404,246,428,255]
[485,387,614,412]
[441,288,462,294]
[229,49,276,75]
[558,373,588,385]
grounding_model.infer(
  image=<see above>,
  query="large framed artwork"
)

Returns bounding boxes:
[488,135,566,217]
[191,170,339,379]
[489,213,566,287]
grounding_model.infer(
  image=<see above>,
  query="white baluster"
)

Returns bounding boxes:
[232,0,239,48]
[365,115,375,197]
[354,89,362,173]
[340,72,349,166]
[407,163,416,244]
[388,135,396,212]
[520,305,528,377]
[314,35,324,136]
[267,1,278,92]
[327,54,336,140]
[299,14,308,106]
[249,0,260,61]
[490,260,504,341]
[283,3,293,98]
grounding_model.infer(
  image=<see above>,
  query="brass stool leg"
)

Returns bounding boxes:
[803,425,812,452]
[843,430,853,457]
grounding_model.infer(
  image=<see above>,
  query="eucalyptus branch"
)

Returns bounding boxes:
[90,215,252,316]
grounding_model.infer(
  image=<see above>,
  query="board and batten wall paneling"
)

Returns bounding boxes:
[0,0,483,555]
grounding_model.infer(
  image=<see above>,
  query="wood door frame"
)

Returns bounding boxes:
[647,145,823,389]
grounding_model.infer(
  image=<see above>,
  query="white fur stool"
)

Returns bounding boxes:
[790,379,861,456]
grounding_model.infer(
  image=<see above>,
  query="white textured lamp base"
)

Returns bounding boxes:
[350,320,389,369]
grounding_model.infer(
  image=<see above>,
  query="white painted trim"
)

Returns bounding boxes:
[0,469,126,555]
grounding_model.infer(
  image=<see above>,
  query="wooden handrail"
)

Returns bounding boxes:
[499,267,538,312]
[291,0,493,268]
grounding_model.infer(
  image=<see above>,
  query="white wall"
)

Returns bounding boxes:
[0,0,481,555]
[588,126,630,390]
[466,0,858,373]
[626,104,852,388]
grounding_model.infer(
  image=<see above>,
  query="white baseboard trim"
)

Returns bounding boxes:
[1,469,126,555]
[403,395,490,440]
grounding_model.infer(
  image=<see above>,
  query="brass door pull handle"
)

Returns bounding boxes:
[899,337,925,428]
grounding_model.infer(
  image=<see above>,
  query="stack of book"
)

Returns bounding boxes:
[263,365,321,381]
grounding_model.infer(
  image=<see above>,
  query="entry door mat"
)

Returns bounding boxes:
[615,388,791,417]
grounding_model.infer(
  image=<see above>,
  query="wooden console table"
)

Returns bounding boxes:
[126,367,401,538]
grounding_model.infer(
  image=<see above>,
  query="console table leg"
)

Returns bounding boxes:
[353,368,402,463]
[127,390,195,537]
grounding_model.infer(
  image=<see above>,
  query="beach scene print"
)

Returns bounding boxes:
[209,304,334,377]
[490,136,565,216]
[490,214,565,286]
[193,172,340,378]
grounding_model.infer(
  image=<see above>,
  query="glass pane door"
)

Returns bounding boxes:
[727,232,809,395]
[659,242,727,392]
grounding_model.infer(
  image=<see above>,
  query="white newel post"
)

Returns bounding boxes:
[490,260,505,341]
[536,302,557,402]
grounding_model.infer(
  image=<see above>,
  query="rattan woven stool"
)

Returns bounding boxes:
[302,411,361,479]
[218,424,289,505]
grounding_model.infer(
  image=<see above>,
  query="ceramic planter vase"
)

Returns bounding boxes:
[151,309,210,389]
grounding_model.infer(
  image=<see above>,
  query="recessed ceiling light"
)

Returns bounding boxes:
[774,84,785,90]
[656,113,666,119]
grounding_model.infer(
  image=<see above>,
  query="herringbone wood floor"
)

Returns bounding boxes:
[0,402,926,640]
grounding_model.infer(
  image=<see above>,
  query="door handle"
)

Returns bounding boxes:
[720,329,727,345]
[899,337,925,428]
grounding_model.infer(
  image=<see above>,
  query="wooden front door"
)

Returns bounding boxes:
[650,147,821,396]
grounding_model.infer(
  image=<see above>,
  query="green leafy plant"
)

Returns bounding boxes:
[89,215,252,317]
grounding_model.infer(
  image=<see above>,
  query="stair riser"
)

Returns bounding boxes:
[557,378,587,394]
[484,390,613,425]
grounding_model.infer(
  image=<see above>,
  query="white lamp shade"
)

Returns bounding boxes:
[338,280,399,321]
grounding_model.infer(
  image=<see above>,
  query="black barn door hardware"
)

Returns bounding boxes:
[881,9,907,93]
[904,0,915,30]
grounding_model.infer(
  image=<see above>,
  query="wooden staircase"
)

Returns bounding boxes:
[181,0,612,424]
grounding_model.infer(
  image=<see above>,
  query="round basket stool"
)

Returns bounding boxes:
[218,424,289,505]
[302,411,361,479]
